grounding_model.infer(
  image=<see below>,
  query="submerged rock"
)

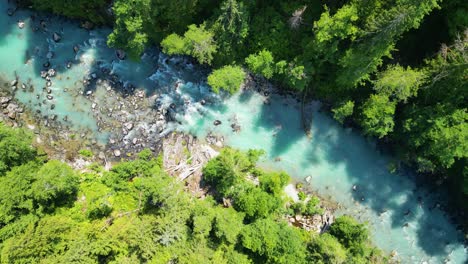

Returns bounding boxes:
[7,8,16,16]
[213,120,222,126]
[231,123,241,132]
[46,51,54,60]
[116,49,126,60]
[124,123,134,131]
[52,32,61,42]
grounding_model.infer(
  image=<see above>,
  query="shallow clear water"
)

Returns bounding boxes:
[0,3,466,263]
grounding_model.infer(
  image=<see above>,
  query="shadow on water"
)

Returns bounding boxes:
[298,112,463,258]
[254,95,305,157]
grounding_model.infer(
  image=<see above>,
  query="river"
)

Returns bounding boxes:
[0,2,466,263]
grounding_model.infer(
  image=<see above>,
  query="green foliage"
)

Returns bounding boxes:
[78,149,93,158]
[399,35,468,175]
[203,148,256,196]
[360,94,396,138]
[290,196,323,216]
[209,0,250,65]
[0,123,37,175]
[30,161,79,212]
[107,0,150,60]
[329,216,369,255]
[161,24,217,65]
[304,196,324,216]
[308,233,347,264]
[207,65,246,94]
[1,215,76,263]
[298,191,307,201]
[259,171,290,196]
[184,24,218,64]
[0,162,39,225]
[215,0,249,42]
[213,207,244,244]
[336,0,441,88]
[374,65,426,102]
[312,4,359,59]
[161,33,187,55]
[240,218,307,263]
[332,101,355,124]
[233,186,282,220]
[245,50,275,79]
[0,160,78,225]
[31,0,107,24]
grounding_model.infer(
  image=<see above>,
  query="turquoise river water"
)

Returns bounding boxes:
[0,2,466,263]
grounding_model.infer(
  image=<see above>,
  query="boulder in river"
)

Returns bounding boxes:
[7,8,16,16]
[116,49,126,60]
[213,120,222,126]
[0,97,11,106]
[10,79,18,87]
[8,111,16,119]
[81,21,94,30]
[52,32,61,42]
[113,149,121,157]
[73,45,79,53]
[124,122,134,131]
[17,20,25,29]
[46,51,54,60]
[47,68,56,77]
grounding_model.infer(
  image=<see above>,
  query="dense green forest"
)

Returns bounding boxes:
[17,0,467,210]
[0,123,387,263]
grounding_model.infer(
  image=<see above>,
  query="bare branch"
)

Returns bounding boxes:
[289,5,307,30]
